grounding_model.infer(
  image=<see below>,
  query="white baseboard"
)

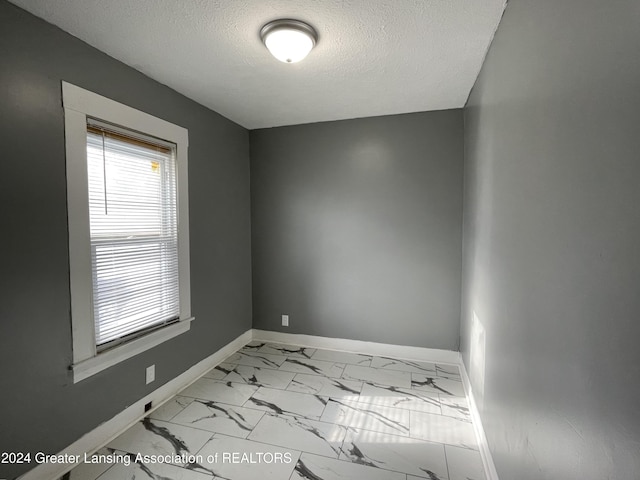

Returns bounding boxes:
[459,358,500,480]
[19,329,252,480]
[251,329,461,365]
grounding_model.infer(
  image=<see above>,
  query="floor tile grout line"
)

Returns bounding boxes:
[281,371,298,391]
[443,442,452,480]
[317,392,330,420]
[156,396,196,423]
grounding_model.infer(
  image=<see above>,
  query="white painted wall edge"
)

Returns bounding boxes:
[252,329,461,365]
[459,356,500,480]
[19,329,252,480]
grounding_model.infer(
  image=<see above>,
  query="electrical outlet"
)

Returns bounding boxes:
[282,314,289,327]
[146,365,155,384]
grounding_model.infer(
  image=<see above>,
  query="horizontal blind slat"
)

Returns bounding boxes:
[87,127,180,347]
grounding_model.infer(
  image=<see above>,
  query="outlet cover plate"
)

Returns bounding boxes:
[146,364,155,384]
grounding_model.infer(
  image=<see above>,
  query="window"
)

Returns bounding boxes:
[63,82,192,383]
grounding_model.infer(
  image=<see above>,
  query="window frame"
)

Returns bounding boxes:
[63,82,193,383]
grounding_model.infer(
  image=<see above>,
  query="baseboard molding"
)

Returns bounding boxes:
[19,329,252,480]
[459,358,500,480]
[251,329,460,365]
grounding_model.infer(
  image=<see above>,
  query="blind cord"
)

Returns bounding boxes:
[101,131,108,215]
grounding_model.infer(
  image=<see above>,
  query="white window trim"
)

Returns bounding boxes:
[63,82,193,383]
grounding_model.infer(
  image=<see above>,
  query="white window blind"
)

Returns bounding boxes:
[86,121,180,350]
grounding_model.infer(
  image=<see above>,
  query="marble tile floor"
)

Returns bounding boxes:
[65,342,485,480]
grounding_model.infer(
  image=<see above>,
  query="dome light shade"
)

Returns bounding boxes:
[260,19,317,63]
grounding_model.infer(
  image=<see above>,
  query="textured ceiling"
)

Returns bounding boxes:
[9,0,506,129]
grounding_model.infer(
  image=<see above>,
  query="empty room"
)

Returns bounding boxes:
[1,1,638,479]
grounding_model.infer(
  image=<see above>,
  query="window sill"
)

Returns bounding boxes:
[72,317,194,383]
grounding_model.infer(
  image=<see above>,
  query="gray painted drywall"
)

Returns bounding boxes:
[461,0,640,478]
[0,2,252,478]
[251,111,463,349]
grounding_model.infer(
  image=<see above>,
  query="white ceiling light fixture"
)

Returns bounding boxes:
[260,19,318,64]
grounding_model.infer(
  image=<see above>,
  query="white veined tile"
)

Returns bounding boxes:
[278,357,345,378]
[248,413,347,458]
[342,364,411,388]
[320,398,410,437]
[340,428,448,479]
[440,395,471,420]
[370,356,437,375]
[106,419,212,466]
[196,434,300,480]
[242,341,267,351]
[287,373,363,399]
[411,374,466,396]
[223,364,296,389]
[358,382,441,414]
[202,363,233,380]
[292,452,405,480]
[311,349,373,366]
[436,363,462,381]
[244,386,327,419]
[257,343,317,359]
[225,350,287,369]
[180,378,258,405]
[410,411,477,449]
[446,444,486,480]
[66,447,117,480]
[96,460,212,480]
[149,396,193,421]
[170,399,265,438]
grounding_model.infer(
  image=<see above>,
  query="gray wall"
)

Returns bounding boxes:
[251,111,463,349]
[0,2,252,478]
[461,0,640,478]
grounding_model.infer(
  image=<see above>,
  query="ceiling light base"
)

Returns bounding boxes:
[260,19,318,64]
